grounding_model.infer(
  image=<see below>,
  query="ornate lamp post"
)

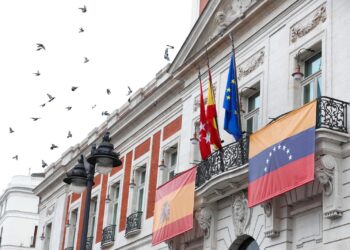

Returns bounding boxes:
[63,132,122,250]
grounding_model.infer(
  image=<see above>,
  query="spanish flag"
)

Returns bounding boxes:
[248,101,316,207]
[152,167,196,246]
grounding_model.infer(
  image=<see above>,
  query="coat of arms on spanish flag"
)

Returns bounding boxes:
[152,167,196,246]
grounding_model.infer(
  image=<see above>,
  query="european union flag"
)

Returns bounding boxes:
[223,54,242,141]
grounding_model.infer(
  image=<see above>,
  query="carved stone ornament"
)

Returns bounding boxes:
[195,207,212,239]
[232,191,251,236]
[261,201,272,217]
[237,50,264,80]
[315,154,335,196]
[46,204,55,216]
[290,5,326,43]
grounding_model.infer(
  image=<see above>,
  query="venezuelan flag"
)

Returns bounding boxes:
[152,167,196,245]
[248,101,316,207]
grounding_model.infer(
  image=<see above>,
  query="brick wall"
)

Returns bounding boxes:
[162,115,182,141]
[134,138,151,160]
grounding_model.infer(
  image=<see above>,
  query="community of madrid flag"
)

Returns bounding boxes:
[248,100,316,207]
[152,167,196,246]
[223,54,242,141]
[199,73,211,159]
[206,67,222,149]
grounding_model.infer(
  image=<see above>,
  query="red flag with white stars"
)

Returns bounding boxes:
[199,74,211,160]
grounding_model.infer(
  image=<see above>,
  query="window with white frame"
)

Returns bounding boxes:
[242,88,260,134]
[88,197,98,238]
[301,52,322,104]
[67,208,78,248]
[136,168,146,212]
[43,223,52,250]
[110,182,120,225]
[164,145,178,181]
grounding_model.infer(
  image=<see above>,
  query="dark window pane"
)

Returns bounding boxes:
[305,53,321,77]
[248,92,260,112]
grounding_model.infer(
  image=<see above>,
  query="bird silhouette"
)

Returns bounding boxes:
[47,93,55,102]
[40,103,46,107]
[102,111,110,116]
[67,131,72,138]
[50,144,58,150]
[127,86,132,96]
[30,117,40,121]
[106,89,111,95]
[79,5,87,13]
[79,27,84,33]
[36,43,46,51]
[164,45,174,61]
[12,155,18,160]
[66,106,72,111]
[91,104,96,109]
[128,98,131,103]
[33,70,40,76]
[42,160,47,168]
[9,127,14,133]
[166,45,174,49]
[71,86,78,91]
[84,57,89,63]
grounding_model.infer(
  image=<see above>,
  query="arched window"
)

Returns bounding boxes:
[238,237,259,250]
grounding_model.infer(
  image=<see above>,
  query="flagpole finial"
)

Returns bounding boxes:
[229,33,235,53]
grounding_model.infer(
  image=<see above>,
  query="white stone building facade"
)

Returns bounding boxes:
[33,0,350,249]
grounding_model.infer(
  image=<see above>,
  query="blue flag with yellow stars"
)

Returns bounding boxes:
[223,54,242,141]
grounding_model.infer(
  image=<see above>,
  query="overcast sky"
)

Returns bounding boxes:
[0,0,194,193]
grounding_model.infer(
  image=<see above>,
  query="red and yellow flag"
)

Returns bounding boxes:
[152,167,196,246]
[206,67,222,149]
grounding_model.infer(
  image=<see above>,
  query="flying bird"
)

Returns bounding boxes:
[79,5,87,13]
[91,104,96,109]
[47,93,55,102]
[9,127,14,133]
[127,86,132,96]
[128,98,131,103]
[106,89,111,95]
[42,160,47,168]
[50,144,58,150]
[71,86,78,91]
[30,117,40,121]
[66,106,72,111]
[33,70,40,76]
[12,155,18,160]
[36,43,46,51]
[40,103,46,107]
[84,57,89,63]
[164,45,174,61]
[79,27,84,33]
[166,45,174,49]
[67,131,72,138]
[102,111,110,116]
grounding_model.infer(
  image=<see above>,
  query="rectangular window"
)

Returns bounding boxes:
[88,198,98,237]
[137,170,146,212]
[163,146,178,182]
[67,209,78,247]
[43,223,52,250]
[111,183,120,225]
[244,90,260,133]
[302,52,322,104]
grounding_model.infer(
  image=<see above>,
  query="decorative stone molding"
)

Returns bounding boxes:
[46,204,55,216]
[261,201,272,217]
[315,154,335,196]
[290,5,326,43]
[237,50,264,80]
[232,191,251,236]
[195,207,212,239]
[262,200,280,238]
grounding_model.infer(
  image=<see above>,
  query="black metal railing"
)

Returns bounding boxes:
[86,236,94,250]
[64,248,74,250]
[125,211,142,237]
[196,133,249,188]
[316,96,348,133]
[101,225,116,248]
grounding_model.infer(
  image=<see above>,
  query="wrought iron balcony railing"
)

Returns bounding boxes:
[317,96,348,133]
[125,211,142,237]
[196,96,349,189]
[101,225,116,248]
[196,133,249,188]
[86,236,93,250]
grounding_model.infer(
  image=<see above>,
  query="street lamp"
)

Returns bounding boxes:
[63,131,122,250]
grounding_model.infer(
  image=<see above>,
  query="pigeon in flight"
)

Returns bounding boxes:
[128,98,131,103]
[79,5,87,13]
[67,131,72,138]
[79,27,84,33]
[106,89,111,95]
[36,43,46,51]
[127,86,132,96]
[9,127,14,133]
[47,93,55,102]
[30,117,40,121]
[84,57,89,63]
[164,45,174,61]
[91,104,96,109]
[33,70,40,76]
[102,111,110,116]
[50,144,58,150]
[71,86,78,91]
[40,103,46,107]
[12,155,18,160]
[166,45,174,49]
[42,160,47,168]
[66,106,72,111]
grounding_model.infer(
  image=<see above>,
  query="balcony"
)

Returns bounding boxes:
[86,236,93,250]
[196,96,349,190]
[64,248,74,250]
[101,225,116,248]
[125,211,142,237]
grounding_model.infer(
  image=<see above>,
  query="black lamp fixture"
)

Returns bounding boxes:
[190,132,199,145]
[292,48,315,81]
[63,131,122,250]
